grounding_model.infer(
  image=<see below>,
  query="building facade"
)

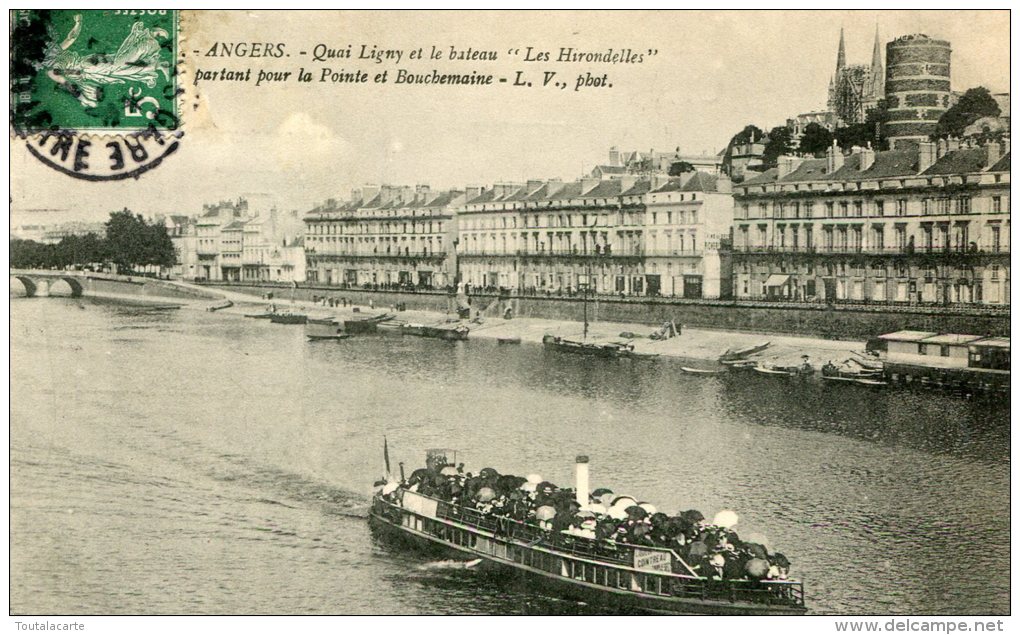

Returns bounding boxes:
[457,178,654,296]
[192,198,249,281]
[304,185,461,290]
[456,173,734,299]
[644,172,734,299]
[731,140,1009,306]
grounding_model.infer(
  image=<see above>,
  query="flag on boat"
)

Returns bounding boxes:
[384,436,392,480]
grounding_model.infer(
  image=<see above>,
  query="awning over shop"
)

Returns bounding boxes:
[765,274,791,288]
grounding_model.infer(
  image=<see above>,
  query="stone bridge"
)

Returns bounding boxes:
[10,269,222,301]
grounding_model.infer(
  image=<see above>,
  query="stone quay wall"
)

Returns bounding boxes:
[206,282,1010,340]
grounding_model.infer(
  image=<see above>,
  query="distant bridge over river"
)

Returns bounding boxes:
[10,269,222,301]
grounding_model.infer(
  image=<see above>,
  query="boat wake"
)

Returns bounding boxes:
[417,558,483,571]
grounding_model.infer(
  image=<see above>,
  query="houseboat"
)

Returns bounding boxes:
[370,451,806,615]
[871,331,1010,394]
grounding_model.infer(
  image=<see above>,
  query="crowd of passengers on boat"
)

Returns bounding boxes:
[380,463,793,583]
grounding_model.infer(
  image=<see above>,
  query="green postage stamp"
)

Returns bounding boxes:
[10,9,182,180]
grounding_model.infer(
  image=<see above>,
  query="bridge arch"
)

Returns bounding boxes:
[10,274,84,298]
[48,276,85,298]
[11,276,38,297]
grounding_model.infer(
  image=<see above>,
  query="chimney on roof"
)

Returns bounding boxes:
[526,179,544,193]
[936,138,947,158]
[947,137,961,153]
[860,146,876,171]
[1002,137,1011,155]
[985,140,1001,168]
[826,140,844,174]
[918,141,937,173]
[361,185,381,203]
[777,155,804,179]
[619,175,638,191]
[609,146,620,167]
[581,177,599,194]
[464,185,481,202]
[546,180,566,196]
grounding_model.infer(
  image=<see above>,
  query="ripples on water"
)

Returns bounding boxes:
[9,297,1009,615]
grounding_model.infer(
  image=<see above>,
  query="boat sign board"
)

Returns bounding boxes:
[402,491,438,519]
[633,548,672,572]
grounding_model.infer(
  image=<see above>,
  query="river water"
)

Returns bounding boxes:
[10,297,1010,615]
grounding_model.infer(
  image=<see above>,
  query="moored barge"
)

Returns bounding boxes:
[369,452,806,615]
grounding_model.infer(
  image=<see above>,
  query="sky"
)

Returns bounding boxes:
[9,10,1011,225]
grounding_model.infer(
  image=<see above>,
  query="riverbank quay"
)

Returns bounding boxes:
[200,281,1009,340]
[193,283,862,366]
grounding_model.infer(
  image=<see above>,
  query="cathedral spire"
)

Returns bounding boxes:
[869,23,884,98]
[836,27,846,75]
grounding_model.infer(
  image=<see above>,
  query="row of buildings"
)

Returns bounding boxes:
[170,27,1009,309]
[177,137,1009,309]
[167,199,306,283]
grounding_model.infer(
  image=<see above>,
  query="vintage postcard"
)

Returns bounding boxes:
[8,9,1011,624]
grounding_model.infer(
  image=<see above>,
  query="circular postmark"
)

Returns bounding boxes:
[10,9,184,181]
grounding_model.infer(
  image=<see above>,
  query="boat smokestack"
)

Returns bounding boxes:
[575,455,590,508]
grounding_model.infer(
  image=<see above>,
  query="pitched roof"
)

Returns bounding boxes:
[222,220,246,231]
[425,191,459,207]
[582,180,623,197]
[741,168,778,185]
[546,182,584,200]
[651,178,687,193]
[620,180,653,196]
[593,165,627,175]
[989,152,1010,172]
[466,188,497,204]
[922,148,988,175]
[524,184,550,201]
[681,172,719,192]
[782,158,829,182]
[501,185,534,202]
[828,151,917,181]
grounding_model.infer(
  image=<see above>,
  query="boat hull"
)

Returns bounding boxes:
[368,502,806,616]
[269,314,308,325]
[680,367,724,375]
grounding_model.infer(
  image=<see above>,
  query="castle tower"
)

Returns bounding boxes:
[885,34,952,148]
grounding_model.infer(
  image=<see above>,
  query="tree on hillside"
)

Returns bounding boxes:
[761,126,794,170]
[934,87,1001,139]
[835,101,890,151]
[721,124,766,178]
[668,160,696,176]
[798,123,835,156]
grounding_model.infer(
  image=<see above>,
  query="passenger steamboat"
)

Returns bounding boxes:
[369,449,807,615]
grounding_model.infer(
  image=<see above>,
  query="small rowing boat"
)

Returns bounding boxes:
[719,341,771,363]
[306,333,350,341]
[206,300,233,312]
[680,366,725,375]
